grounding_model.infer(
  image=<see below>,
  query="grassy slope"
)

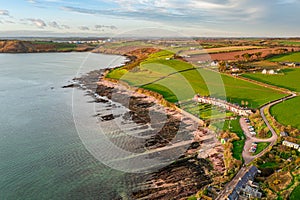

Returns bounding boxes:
[243,68,300,130]
[270,96,300,129]
[107,50,285,108]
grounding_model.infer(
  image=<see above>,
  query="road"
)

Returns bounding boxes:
[216,93,297,199]
[242,93,297,164]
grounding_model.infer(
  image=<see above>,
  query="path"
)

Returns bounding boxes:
[241,93,297,164]
[217,93,297,199]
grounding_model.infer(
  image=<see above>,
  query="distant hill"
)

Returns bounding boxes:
[0,40,95,53]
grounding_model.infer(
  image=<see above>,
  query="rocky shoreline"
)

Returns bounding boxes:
[68,68,225,199]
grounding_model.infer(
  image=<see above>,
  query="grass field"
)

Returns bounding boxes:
[180,101,234,121]
[253,142,270,156]
[180,46,262,55]
[243,68,300,92]
[270,96,300,130]
[258,161,279,169]
[212,118,245,161]
[32,41,77,51]
[243,68,300,130]
[290,185,300,200]
[268,52,300,62]
[276,40,300,46]
[107,50,286,108]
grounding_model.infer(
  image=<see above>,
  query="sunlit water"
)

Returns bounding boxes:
[0,52,134,200]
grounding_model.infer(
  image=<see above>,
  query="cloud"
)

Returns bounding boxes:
[27,0,37,3]
[0,10,10,16]
[48,21,61,29]
[78,26,89,30]
[25,18,47,28]
[276,0,297,4]
[95,25,117,30]
[61,24,70,29]
[61,0,267,26]
[5,20,15,24]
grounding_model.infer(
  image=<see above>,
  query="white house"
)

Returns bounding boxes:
[193,94,253,116]
[262,69,267,74]
[282,140,300,152]
[269,70,275,74]
[211,61,219,67]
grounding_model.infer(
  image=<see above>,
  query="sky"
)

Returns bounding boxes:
[0,0,300,37]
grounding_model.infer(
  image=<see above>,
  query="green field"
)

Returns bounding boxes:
[212,118,245,160]
[290,185,300,200]
[258,161,279,169]
[243,68,300,92]
[180,101,234,121]
[268,52,300,63]
[107,50,285,108]
[243,68,300,130]
[253,142,270,156]
[270,97,300,130]
[32,41,77,51]
[276,40,300,46]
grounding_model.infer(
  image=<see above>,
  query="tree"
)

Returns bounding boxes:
[242,53,251,61]
[254,52,262,60]
[218,61,227,72]
[234,55,240,60]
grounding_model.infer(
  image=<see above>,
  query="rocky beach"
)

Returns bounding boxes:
[70,67,225,199]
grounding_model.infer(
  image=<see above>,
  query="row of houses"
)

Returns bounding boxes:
[227,166,262,200]
[262,69,278,74]
[280,62,300,67]
[282,140,300,152]
[193,94,253,116]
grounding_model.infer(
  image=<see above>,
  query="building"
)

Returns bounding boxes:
[262,69,276,74]
[193,94,253,116]
[280,132,288,137]
[231,67,240,72]
[227,166,262,200]
[211,61,219,67]
[282,140,300,152]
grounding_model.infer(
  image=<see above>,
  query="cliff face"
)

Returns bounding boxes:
[0,41,37,53]
[0,40,94,53]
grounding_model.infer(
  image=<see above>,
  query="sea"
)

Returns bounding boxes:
[0,52,134,200]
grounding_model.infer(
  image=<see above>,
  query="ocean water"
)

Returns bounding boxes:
[0,53,131,200]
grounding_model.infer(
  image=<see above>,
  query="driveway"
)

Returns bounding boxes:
[241,93,297,164]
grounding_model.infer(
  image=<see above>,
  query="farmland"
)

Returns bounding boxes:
[268,51,300,62]
[179,46,262,56]
[243,67,300,130]
[242,68,300,92]
[187,47,300,62]
[274,40,300,46]
[107,50,286,108]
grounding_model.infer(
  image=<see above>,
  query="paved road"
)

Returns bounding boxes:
[216,93,297,199]
[241,93,297,164]
[215,166,250,200]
